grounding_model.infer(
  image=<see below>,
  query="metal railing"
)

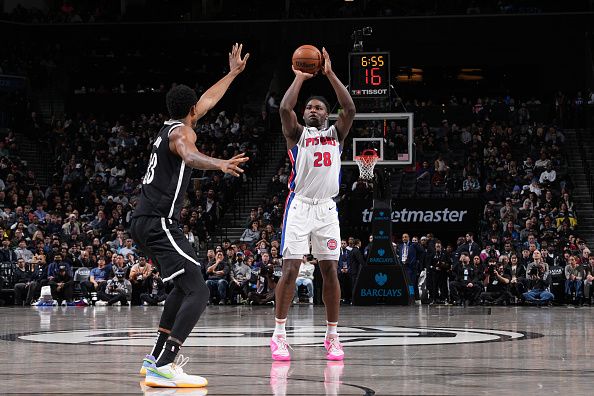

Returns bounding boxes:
[576,129,594,207]
[214,130,284,246]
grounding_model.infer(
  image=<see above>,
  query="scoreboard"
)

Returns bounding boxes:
[348,52,390,98]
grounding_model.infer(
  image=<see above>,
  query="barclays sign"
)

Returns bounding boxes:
[368,257,395,263]
[360,272,403,297]
[374,229,389,240]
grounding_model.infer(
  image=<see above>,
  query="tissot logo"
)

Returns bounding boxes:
[361,89,388,95]
[11,326,534,347]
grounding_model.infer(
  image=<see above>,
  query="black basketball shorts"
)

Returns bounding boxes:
[130,216,201,282]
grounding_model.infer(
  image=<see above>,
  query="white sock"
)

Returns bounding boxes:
[274,317,287,337]
[326,321,338,338]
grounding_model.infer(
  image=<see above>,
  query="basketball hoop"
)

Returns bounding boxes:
[354,149,379,181]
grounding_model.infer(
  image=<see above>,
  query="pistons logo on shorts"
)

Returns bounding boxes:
[327,239,338,250]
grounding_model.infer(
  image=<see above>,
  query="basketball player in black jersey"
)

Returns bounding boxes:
[130,43,249,388]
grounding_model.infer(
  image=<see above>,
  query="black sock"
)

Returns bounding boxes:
[156,339,181,367]
[150,331,169,358]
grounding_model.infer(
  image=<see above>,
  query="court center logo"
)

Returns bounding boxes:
[15,326,532,347]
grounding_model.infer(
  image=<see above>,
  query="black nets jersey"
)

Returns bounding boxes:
[133,120,193,221]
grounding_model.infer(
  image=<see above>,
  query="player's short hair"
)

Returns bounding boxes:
[305,96,330,112]
[166,84,198,119]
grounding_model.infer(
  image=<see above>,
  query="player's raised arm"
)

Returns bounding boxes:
[321,47,356,145]
[279,66,313,146]
[194,43,250,119]
[169,126,248,176]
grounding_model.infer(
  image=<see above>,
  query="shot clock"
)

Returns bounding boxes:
[348,52,390,98]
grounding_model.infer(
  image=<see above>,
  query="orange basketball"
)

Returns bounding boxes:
[292,45,322,74]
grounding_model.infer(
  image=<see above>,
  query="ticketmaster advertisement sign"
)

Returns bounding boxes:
[344,198,481,242]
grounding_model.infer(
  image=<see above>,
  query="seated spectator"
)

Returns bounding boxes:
[564,255,584,305]
[118,237,136,257]
[480,243,500,263]
[228,252,251,304]
[206,251,230,305]
[294,255,315,304]
[523,253,554,305]
[96,268,131,306]
[62,214,81,237]
[584,254,594,305]
[81,258,109,300]
[49,264,74,305]
[463,174,480,192]
[245,255,259,291]
[499,198,518,223]
[111,254,129,277]
[505,254,527,301]
[129,256,152,305]
[480,257,511,305]
[416,161,433,181]
[264,224,281,243]
[555,204,577,229]
[240,220,260,246]
[247,261,276,305]
[28,254,48,304]
[140,269,167,306]
[13,258,33,306]
[449,253,481,305]
[182,224,198,252]
[14,239,33,263]
[0,238,17,261]
[47,254,72,281]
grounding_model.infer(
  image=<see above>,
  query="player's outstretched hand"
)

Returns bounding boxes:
[229,43,250,75]
[321,47,333,76]
[292,65,315,80]
[220,152,249,177]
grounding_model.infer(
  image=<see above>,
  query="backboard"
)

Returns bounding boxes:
[328,113,414,166]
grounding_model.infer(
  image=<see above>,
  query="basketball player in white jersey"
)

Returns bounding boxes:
[271,47,356,361]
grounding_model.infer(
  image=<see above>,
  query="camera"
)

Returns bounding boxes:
[528,266,540,276]
[259,264,273,276]
[488,265,497,275]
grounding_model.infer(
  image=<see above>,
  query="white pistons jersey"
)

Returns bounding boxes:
[288,125,341,199]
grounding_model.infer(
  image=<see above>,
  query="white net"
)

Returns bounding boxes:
[354,150,379,181]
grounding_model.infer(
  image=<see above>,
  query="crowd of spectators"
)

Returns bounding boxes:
[0,104,269,306]
[2,0,589,23]
[393,231,594,306]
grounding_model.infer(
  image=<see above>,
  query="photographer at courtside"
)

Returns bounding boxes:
[480,257,511,305]
[449,253,482,305]
[140,268,167,306]
[523,250,554,305]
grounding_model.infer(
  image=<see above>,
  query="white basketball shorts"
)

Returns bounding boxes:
[280,193,341,261]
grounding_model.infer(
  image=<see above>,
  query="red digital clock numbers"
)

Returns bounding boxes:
[349,52,390,98]
[365,68,382,86]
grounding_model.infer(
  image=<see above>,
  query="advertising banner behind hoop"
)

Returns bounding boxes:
[342,198,482,244]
